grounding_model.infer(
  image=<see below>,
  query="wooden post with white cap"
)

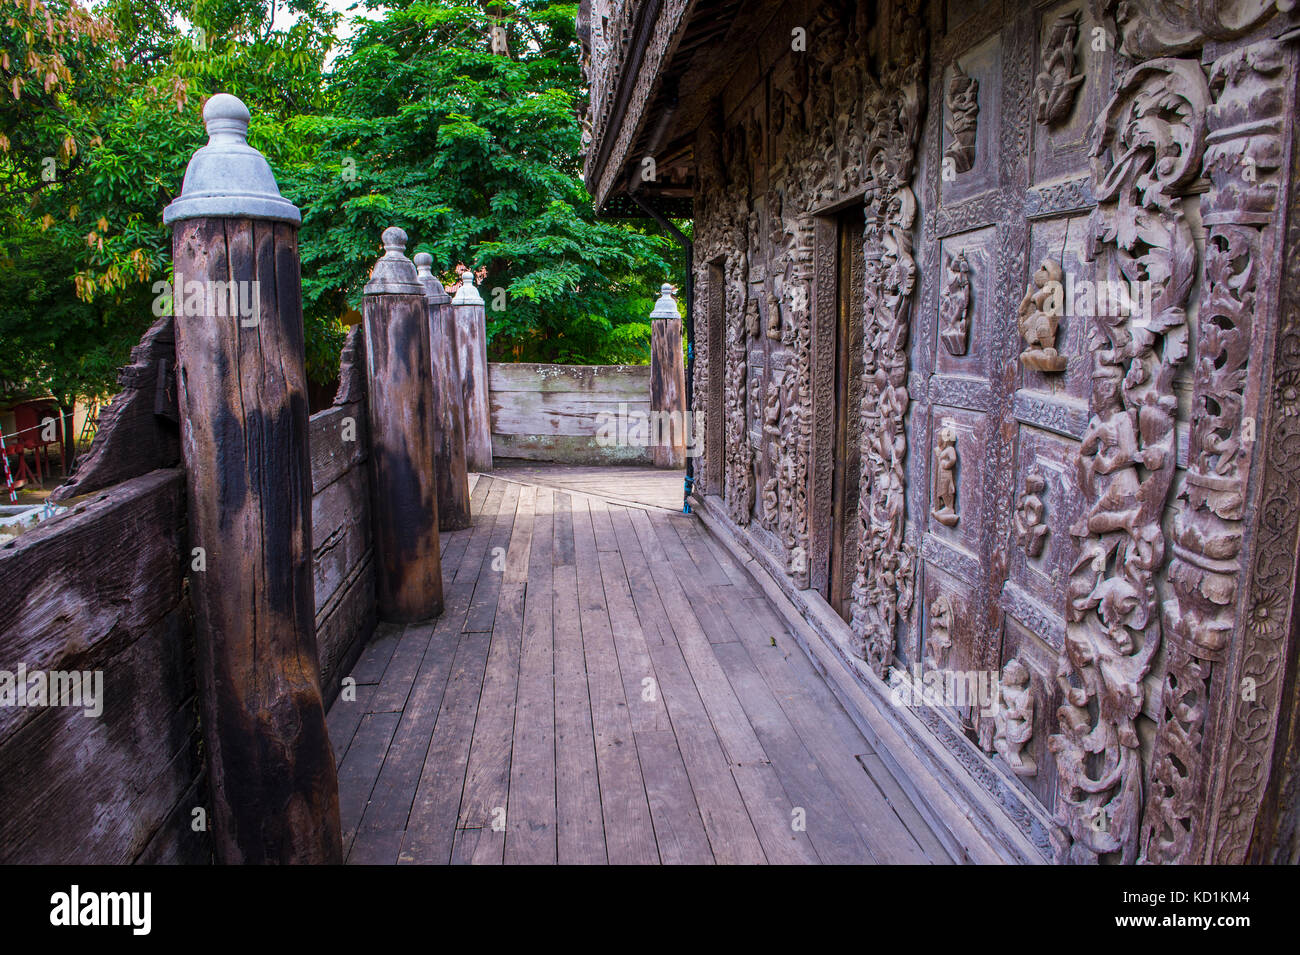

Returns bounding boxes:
[362,228,444,621]
[649,283,686,468]
[452,268,493,472]
[163,92,342,864]
[415,253,472,530]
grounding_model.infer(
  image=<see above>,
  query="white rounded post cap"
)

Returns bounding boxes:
[649,282,679,319]
[414,251,451,305]
[163,93,302,225]
[451,267,484,306]
[364,227,424,295]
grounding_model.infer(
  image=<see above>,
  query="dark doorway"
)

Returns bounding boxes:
[826,206,865,623]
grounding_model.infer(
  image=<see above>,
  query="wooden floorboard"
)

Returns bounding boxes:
[326,465,951,865]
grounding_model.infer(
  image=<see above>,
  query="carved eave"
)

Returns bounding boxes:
[582,0,782,218]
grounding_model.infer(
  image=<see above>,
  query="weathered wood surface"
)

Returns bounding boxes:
[427,296,472,530]
[455,301,493,472]
[491,460,684,512]
[327,470,950,864]
[0,468,206,863]
[172,216,341,864]
[363,287,444,622]
[488,363,654,465]
[650,318,686,468]
[51,316,181,502]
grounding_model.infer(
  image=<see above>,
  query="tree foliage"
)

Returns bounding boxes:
[0,0,674,419]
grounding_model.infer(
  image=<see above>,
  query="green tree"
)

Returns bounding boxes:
[283,0,674,365]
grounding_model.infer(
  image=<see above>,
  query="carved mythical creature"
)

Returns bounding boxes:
[1014,471,1049,558]
[943,63,979,174]
[1018,258,1068,372]
[994,659,1038,776]
[939,251,972,356]
[930,424,959,528]
[1034,10,1085,126]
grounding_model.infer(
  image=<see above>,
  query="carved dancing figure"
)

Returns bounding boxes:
[931,423,960,528]
[994,659,1038,776]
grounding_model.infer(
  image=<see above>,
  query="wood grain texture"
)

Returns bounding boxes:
[323,468,949,864]
[650,317,686,468]
[454,302,493,472]
[172,216,340,864]
[427,298,472,530]
[363,288,444,621]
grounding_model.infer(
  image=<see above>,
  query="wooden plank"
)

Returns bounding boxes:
[347,828,403,865]
[326,681,377,765]
[336,711,401,857]
[455,477,505,587]
[506,488,557,864]
[399,627,493,864]
[552,561,607,864]
[712,641,876,864]
[462,481,521,631]
[730,763,821,865]
[725,596,931,864]
[588,495,620,553]
[309,402,367,495]
[347,622,402,686]
[570,494,660,864]
[491,432,654,467]
[488,362,652,396]
[367,619,436,713]
[859,754,955,865]
[457,583,526,828]
[666,512,731,588]
[598,548,672,732]
[502,483,536,584]
[634,730,714,864]
[631,512,766,767]
[357,586,472,834]
[315,550,377,702]
[643,635,767,864]
[491,390,653,436]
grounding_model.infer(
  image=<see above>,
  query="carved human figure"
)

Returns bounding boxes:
[1073,366,1143,539]
[994,659,1038,776]
[1018,258,1069,372]
[1014,470,1050,558]
[745,298,760,338]
[943,63,979,174]
[926,595,954,672]
[931,424,959,528]
[939,251,972,356]
[765,289,782,340]
[1034,10,1085,126]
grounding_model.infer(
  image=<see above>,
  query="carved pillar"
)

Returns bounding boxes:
[1050,58,1209,865]
[847,0,926,675]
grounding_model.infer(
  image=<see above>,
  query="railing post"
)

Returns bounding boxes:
[452,268,493,472]
[649,283,686,468]
[415,253,472,530]
[162,93,341,864]
[361,228,444,621]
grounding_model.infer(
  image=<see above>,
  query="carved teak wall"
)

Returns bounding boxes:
[688,0,1300,862]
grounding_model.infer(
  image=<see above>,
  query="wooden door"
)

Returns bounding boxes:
[826,207,864,623]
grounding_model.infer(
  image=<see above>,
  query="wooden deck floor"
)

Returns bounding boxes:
[326,469,953,864]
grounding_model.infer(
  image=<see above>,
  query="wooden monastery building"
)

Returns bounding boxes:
[578,0,1300,863]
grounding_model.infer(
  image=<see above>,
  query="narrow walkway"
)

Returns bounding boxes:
[326,469,952,864]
